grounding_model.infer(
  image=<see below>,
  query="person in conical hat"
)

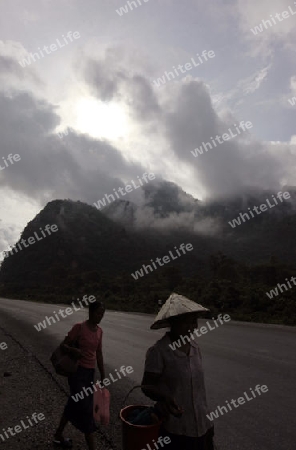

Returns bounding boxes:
[150,292,210,330]
[141,293,215,450]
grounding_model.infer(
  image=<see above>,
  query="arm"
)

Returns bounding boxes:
[141,371,166,401]
[141,371,183,417]
[96,348,105,381]
[142,345,183,417]
[96,331,105,381]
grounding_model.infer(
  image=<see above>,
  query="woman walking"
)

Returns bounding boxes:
[54,300,105,449]
[141,293,215,450]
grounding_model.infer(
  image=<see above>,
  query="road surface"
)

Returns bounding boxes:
[0,297,295,450]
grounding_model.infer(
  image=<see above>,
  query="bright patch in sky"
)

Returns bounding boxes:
[74,97,129,141]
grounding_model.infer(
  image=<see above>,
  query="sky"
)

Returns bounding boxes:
[0,0,296,257]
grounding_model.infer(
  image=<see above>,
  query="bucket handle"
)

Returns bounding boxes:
[120,384,156,415]
[119,384,165,427]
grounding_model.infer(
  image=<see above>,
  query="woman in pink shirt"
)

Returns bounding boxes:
[54,300,105,450]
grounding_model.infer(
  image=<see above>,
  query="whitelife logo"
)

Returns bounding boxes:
[131,243,193,280]
[0,342,8,351]
[18,31,81,67]
[1,224,59,260]
[228,191,291,228]
[116,0,150,17]
[168,314,231,351]
[33,295,97,332]
[0,412,45,443]
[190,121,253,158]
[250,3,296,35]
[93,172,155,211]
[0,153,21,171]
[152,50,215,88]
[266,276,296,299]
[71,365,134,402]
[207,384,269,421]
[57,127,74,139]
[141,436,171,450]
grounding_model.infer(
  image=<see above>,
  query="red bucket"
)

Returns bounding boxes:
[119,386,163,450]
[120,404,162,450]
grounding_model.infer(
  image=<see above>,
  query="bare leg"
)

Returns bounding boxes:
[85,432,96,450]
[55,413,68,440]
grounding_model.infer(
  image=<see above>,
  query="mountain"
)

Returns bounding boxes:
[104,182,296,264]
[0,199,154,287]
[0,185,295,324]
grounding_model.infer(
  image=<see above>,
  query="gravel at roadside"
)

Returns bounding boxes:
[0,327,108,449]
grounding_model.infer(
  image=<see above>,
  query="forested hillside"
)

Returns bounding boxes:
[0,197,295,325]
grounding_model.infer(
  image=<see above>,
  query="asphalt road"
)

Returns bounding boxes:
[0,297,295,450]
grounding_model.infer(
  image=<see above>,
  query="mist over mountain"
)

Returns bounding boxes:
[0,182,296,324]
[104,181,296,262]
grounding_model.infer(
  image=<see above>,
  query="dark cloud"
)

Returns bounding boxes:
[1,47,296,243]
[0,89,149,206]
[83,50,161,121]
[84,51,296,199]
[0,54,42,86]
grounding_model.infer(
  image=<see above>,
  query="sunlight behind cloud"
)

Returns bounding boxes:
[74,97,130,141]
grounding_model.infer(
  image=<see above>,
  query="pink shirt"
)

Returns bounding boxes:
[67,321,102,369]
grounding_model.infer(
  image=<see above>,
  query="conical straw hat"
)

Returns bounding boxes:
[150,292,209,329]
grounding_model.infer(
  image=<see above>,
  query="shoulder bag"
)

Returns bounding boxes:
[50,323,82,377]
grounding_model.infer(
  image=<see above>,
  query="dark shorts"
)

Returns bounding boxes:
[64,366,97,434]
[159,425,215,450]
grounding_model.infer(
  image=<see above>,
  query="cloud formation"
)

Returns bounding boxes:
[0,0,296,252]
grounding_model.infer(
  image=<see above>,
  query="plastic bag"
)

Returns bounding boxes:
[93,388,110,426]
